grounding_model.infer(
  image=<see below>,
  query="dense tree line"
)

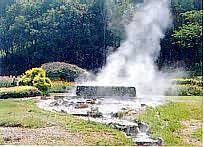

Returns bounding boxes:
[0,0,203,75]
[159,0,203,74]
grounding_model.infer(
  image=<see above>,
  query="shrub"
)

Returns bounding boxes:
[172,78,199,86]
[194,76,203,87]
[176,85,203,96]
[49,81,75,93]
[19,68,46,86]
[41,62,88,81]
[0,86,42,99]
[33,76,52,94]
[0,76,19,87]
[19,68,52,94]
[166,85,203,96]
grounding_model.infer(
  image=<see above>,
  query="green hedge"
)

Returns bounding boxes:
[166,85,203,96]
[176,85,203,96]
[41,62,88,81]
[172,78,200,86]
[0,86,42,99]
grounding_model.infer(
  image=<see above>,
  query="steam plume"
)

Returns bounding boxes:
[94,0,173,97]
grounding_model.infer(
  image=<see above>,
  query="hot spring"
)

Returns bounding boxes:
[38,0,175,145]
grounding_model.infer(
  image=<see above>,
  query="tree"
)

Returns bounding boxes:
[172,10,203,65]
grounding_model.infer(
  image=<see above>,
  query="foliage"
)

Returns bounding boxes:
[159,1,202,71]
[175,85,203,96]
[173,10,202,49]
[19,68,52,94]
[49,81,75,93]
[172,77,203,86]
[32,76,52,94]
[136,98,202,146]
[41,62,88,81]
[166,85,203,96]
[171,0,202,14]
[172,78,198,85]
[0,0,120,75]
[173,10,203,67]
[167,77,203,96]
[0,0,202,75]
[0,86,41,99]
[0,99,133,145]
[0,76,19,87]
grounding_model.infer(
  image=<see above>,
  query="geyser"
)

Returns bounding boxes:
[90,0,173,97]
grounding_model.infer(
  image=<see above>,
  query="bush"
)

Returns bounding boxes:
[19,68,46,86]
[0,76,19,87]
[172,78,199,86]
[166,85,203,96]
[41,62,88,82]
[176,85,203,96]
[49,81,75,93]
[19,68,52,94]
[194,76,203,87]
[33,76,52,94]
[0,86,42,99]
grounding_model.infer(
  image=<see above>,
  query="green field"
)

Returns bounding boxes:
[136,96,203,146]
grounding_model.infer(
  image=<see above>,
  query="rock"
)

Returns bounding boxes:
[60,109,66,113]
[141,104,147,107]
[57,99,64,105]
[54,96,65,100]
[41,96,47,100]
[61,101,71,107]
[133,133,162,146]
[87,107,102,117]
[49,101,59,106]
[137,121,149,133]
[157,137,163,146]
[75,103,88,109]
[86,99,96,104]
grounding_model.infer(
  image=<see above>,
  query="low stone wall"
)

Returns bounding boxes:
[76,86,136,97]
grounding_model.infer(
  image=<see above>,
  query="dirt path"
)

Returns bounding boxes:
[0,126,84,145]
[0,125,116,145]
[176,120,202,146]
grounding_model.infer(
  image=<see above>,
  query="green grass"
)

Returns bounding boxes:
[0,99,133,145]
[165,96,203,101]
[136,96,203,146]
[191,128,202,141]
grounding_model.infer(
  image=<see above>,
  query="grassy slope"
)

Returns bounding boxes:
[0,99,132,145]
[136,96,203,146]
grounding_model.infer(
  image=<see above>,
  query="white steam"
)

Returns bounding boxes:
[81,0,175,97]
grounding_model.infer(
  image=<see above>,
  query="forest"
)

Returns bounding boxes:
[0,0,203,75]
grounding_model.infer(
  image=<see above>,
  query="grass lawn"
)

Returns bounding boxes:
[165,96,203,101]
[0,99,133,145]
[136,96,203,146]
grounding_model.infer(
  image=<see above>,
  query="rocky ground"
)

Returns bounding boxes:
[176,120,202,146]
[0,126,84,145]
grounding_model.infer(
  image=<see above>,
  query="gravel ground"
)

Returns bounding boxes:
[0,126,84,145]
[176,120,202,146]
